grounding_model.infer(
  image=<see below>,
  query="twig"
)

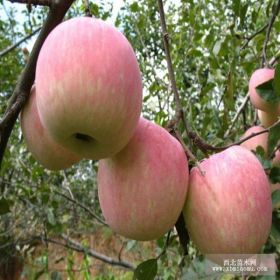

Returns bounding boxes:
[262,0,280,67]
[224,93,250,138]
[174,130,205,175]
[0,235,134,270]
[225,118,279,149]
[0,0,75,168]
[270,143,280,160]
[241,23,268,50]
[60,234,135,270]
[54,190,107,226]
[0,27,41,58]
[157,0,184,125]
[157,230,171,259]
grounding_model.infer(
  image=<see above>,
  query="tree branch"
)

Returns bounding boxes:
[60,234,135,270]
[157,0,191,255]
[0,27,41,58]
[0,0,75,168]
[157,0,185,125]
[241,23,268,50]
[262,0,280,67]
[54,190,107,227]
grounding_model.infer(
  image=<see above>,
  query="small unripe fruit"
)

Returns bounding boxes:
[98,118,189,241]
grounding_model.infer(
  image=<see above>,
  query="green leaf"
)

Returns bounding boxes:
[256,79,280,103]
[224,71,235,111]
[130,2,139,13]
[47,208,56,225]
[268,121,280,155]
[273,64,280,98]
[270,166,280,184]
[0,198,10,215]
[272,190,280,209]
[133,259,158,280]
[232,0,240,17]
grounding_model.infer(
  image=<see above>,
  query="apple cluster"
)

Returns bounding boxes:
[21,17,273,260]
[21,17,190,241]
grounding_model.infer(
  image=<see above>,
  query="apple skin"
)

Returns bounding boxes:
[240,126,268,156]
[258,109,279,128]
[183,146,272,260]
[36,17,142,160]
[97,117,189,241]
[271,150,280,192]
[249,68,277,112]
[21,85,81,170]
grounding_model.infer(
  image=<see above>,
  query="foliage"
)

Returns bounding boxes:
[0,0,280,279]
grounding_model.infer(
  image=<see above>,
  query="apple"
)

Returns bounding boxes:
[258,109,279,128]
[249,68,277,112]
[21,85,81,170]
[35,17,142,160]
[240,126,268,156]
[97,117,189,241]
[183,146,272,261]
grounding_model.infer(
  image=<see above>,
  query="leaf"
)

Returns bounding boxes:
[130,2,139,13]
[256,79,280,103]
[272,64,280,98]
[213,40,222,56]
[269,166,280,184]
[224,71,235,111]
[133,259,158,280]
[232,0,240,17]
[272,190,280,209]
[47,208,56,225]
[0,198,10,215]
[268,121,280,155]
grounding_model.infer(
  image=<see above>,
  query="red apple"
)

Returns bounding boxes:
[240,126,268,156]
[21,85,81,170]
[97,117,189,241]
[249,68,277,112]
[258,109,279,128]
[36,17,142,160]
[183,146,272,260]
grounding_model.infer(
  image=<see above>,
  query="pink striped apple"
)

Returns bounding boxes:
[35,17,142,160]
[21,85,81,170]
[97,117,189,240]
[183,146,272,259]
[249,68,278,112]
[258,109,279,128]
[240,126,268,156]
